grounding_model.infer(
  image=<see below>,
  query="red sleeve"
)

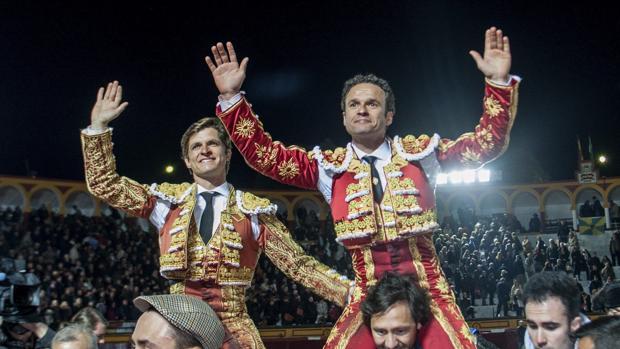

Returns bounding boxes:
[217,97,319,190]
[437,78,520,170]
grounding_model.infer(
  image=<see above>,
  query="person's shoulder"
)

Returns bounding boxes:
[148,182,193,204]
[235,190,277,216]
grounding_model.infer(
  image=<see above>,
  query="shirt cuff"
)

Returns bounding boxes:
[217,92,244,112]
[82,126,112,135]
[488,74,521,86]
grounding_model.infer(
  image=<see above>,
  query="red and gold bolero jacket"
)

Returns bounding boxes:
[216,78,519,248]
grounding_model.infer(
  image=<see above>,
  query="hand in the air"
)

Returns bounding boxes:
[90,81,129,130]
[469,27,512,83]
[205,42,249,100]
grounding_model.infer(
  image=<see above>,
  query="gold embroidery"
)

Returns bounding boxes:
[475,124,495,151]
[398,210,439,234]
[319,147,347,167]
[254,142,278,170]
[262,214,350,306]
[277,158,300,180]
[335,313,364,349]
[484,95,503,117]
[401,134,431,154]
[169,282,185,294]
[362,247,377,287]
[334,215,376,237]
[234,118,255,138]
[218,266,253,285]
[240,191,273,212]
[430,300,466,349]
[460,147,482,165]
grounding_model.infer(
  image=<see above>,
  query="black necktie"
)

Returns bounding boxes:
[363,155,383,203]
[199,192,217,244]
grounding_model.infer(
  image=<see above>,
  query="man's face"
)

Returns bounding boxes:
[525,297,581,349]
[184,127,231,184]
[343,83,393,142]
[370,301,421,349]
[132,311,177,349]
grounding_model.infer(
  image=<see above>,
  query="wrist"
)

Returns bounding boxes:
[220,91,239,101]
[90,121,108,131]
[489,74,510,84]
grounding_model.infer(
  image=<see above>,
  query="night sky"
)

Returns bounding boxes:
[2,2,619,189]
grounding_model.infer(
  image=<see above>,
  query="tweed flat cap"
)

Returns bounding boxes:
[133,294,225,349]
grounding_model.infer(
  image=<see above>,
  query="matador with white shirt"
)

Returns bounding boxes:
[206,27,520,349]
[80,82,352,349]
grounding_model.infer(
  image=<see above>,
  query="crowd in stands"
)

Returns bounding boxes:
[1,204,619,330]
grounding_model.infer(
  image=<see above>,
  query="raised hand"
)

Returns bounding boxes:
[90,81,129,130]
[205,42,249,100]
[469,27,511,83]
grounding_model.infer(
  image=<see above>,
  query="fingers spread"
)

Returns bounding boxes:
[240,57,249,72]
[114,85,123,104]
[503,36,511,53]
[217,42,229,63]
[205,56,217,72]
[227,42,238,63]
[103,82,113,100]
[211,45,223,65]
[496,29,503,50]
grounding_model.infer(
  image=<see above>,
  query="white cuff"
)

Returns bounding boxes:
[489,74,521,86]
[82,126,111,135]
[217,92,244,112]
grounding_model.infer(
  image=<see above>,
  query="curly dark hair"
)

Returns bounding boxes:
[361,272,431,327]
[523,271,581,320]
[340,74,395,114]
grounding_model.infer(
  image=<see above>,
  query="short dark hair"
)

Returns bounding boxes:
[361,272,431,327]
[572,315,620,348]
[180,117,232,172]
[341,74,395,114]
[523,271,581,320]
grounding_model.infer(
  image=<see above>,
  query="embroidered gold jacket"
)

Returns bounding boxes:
[80,129,350,308]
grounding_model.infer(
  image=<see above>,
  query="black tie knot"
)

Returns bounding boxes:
[363,155,378,166]
[201,191,217,201]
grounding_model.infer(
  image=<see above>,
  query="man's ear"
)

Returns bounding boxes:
[184,157,191,169]
[342,111,346,127]
[570,315,582,333]
[385,111,394,127]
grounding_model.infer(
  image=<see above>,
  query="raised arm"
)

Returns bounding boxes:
[81,82,154,217]
[438,27,520,169]
[206,42,320,189]
[258,214,351,307]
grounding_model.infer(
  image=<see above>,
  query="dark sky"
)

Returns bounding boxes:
[2,2,619,189]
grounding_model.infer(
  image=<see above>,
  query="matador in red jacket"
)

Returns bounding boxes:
[205,27,520,349]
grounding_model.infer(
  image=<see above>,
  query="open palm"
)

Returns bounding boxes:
[469,27,512,82]
[90,81,129,129]
[205,42,249,99]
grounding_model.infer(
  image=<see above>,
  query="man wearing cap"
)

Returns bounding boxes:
[81,82,352,349]
[132,294,225,349]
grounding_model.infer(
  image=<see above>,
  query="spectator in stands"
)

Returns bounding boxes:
[523,271,583,349]
[592,281,620,315]
[600,257,615,282]
[580,200,593,218]
[557,221,570,244]
[572,315,620,349]
[361,273,431,349]
[529,214,541,233]
[496,277,511,317]
[70,307,108,344]
[51,324,96,349]
[132,294,225,349]
[511,279,524,317]
[608,231,620,266]
[592,197,604,218]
